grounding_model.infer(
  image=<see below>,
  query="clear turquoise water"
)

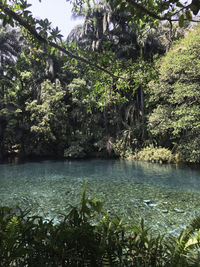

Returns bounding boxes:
[1,159,200,236]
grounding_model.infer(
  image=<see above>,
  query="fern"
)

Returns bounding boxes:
[170,215,200,266]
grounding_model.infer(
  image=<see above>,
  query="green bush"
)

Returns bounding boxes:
[64,143,86,158]
[135,145,175,163]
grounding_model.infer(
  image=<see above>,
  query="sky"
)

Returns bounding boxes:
[28,0,83,39]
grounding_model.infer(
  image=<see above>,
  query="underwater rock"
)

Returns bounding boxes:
[149,203,158,207]
[143,200,151,204]
[167,229,179,238]
[174,208,184,213]
[161,209,168,213]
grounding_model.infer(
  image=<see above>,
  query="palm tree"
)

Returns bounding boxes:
[67,1,176,155]
[68,0,166,59]
[67,1,109,51]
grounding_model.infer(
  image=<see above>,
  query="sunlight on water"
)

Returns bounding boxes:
[1,159,200,236]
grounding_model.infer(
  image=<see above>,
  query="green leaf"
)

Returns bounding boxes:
[71,58,78,66]
[81,181,88,210]
[185,10,192,21]
[178,14,184,27]
[89,199,104,213]
[176,2,184,8]
[50,47,56,55]
[15,109,22,113]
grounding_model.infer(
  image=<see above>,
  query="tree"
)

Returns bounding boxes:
[0,0,116,76]
[25,80,70,155]
[0,24,22,158]
[0,0,199,161]
[0,0,199,74]
[148,24,200,162]
[72,0,200,26]
[67,0,173,157]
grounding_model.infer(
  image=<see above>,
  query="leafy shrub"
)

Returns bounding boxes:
[64,143,86,158]
[113,138,133,158]
[135,145,175,163]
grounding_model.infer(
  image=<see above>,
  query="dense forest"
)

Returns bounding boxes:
[1,1,200,266]
[0,0,200,164]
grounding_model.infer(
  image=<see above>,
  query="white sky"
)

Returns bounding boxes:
[28,0,83,38]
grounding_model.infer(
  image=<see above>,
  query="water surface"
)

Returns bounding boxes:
[1,159,200,236]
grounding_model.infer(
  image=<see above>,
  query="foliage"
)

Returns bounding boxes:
[0,0,115,76]
[135,145,175,163]
[0,25,23,157]
[25,80,69,155]
[1,186,200,266]
[0,2,199,163]
[72,0,200,27]
[64,142,86,158]
[112,129,138,158]
[0,0,198,77]
[148,24,200,162]
[1,1,200,263]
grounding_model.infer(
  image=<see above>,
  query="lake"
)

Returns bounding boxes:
[1,158,200,236]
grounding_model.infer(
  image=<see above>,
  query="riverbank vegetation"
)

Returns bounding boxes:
[1,184,200,266]
[0,1,200,163]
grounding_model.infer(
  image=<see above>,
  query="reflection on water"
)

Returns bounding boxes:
[0,159,200,236]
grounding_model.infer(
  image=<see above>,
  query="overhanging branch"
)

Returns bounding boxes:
[128,0,167,21]
[127,0,197,22]
[0,2,116,77]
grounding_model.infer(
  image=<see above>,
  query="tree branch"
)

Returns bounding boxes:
[0,2,116,77]
[127,0,170,21]
[127,0,199,23]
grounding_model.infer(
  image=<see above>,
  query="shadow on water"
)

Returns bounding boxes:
[1,157,200,236]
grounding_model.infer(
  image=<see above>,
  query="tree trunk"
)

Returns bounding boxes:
[140,86,144,123]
